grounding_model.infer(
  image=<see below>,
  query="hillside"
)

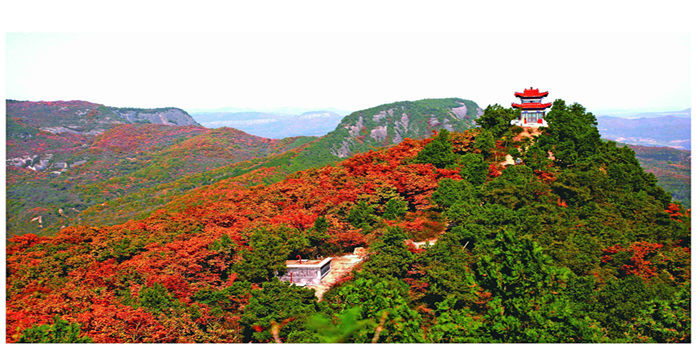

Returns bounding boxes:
[5,102,315,237]
[6,100,201,171]
[625,144,690,207]
[5,99,690,343]
[53,98,483,231]
[7,100,199,139]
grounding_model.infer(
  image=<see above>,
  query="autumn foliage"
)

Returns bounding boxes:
[5,99,692,343]
[6,138,458,342]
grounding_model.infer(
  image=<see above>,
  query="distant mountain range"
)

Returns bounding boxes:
[595,108,690,119]
[193,110,345,139]
[597,109,691,150]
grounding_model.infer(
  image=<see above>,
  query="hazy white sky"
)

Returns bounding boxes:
[5,32,691,114]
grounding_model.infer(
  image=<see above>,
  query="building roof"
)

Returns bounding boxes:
[285,257,332,268]
[515,87,549,98]
[512,102,553,109]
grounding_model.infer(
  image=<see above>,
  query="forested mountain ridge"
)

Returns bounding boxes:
[6,100,690,343]
[326,98,482,158]
[7,100,199,140]
[7,98,483,236]
[6,120,315,237]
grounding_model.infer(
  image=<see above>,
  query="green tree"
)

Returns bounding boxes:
[458,153,489,185]
[522,142,552,170]
[139,282,179,314]
[382,198,408,220]
[293,307,370,343]
[19,316,93,343]
[473,130,495,160]
[429,297,483,342]
[325,276,425,343]
[634,286,690,342]
[313,216,330,232]
[233,227,292,283]
[414,129,457,168]
[475,104,518,137]
[483,165,549,210]
[535,99,602,168]
[475,230,602,342]
[346,201,378,232]
[361,226,415,278]
[240,280,318,342]
[432,178,477,210]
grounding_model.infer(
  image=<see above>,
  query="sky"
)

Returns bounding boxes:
[4,32,691,116]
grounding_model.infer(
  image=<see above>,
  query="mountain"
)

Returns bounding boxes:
[323,98,482,158]
[7,100,199,136]
[193,110,344,138]
[595,108,691,119]
[6,99,689,343]
[58,98,483,231]
[6,100,202,170]
[5,100,315,237]
[597,114,690,150]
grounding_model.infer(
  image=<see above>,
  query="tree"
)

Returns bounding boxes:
[313,216,330,232]
[414,129,457,168]
[432,178,477,210]
[361,226,415,278]
[458,153,488,186]
[474,230,602,342]
[483,165,549,210]
[325,276,425,343]
[292,307,369,343]
[240,280,318,342]
[233,227,292,283]
[473,130,495,160]
[382,198,408,220]
[347,201,378,232]
[522,142,552,171]
[475,104,518,137]
[139,282,179,314]
[19,316,93,343]
[535,99,602,167]
[429,297,483,342]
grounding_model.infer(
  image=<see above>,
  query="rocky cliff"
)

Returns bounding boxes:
[326,98,482,158]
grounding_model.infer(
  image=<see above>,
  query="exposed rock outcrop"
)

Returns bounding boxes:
[370,125,388,141]
[111,108,199,126]
[325,98,482,161]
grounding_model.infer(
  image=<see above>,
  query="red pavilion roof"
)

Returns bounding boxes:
[512,102,552,109]
[515,87,549,98]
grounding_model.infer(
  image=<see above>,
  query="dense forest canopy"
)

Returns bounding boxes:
[5,100,690,343]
